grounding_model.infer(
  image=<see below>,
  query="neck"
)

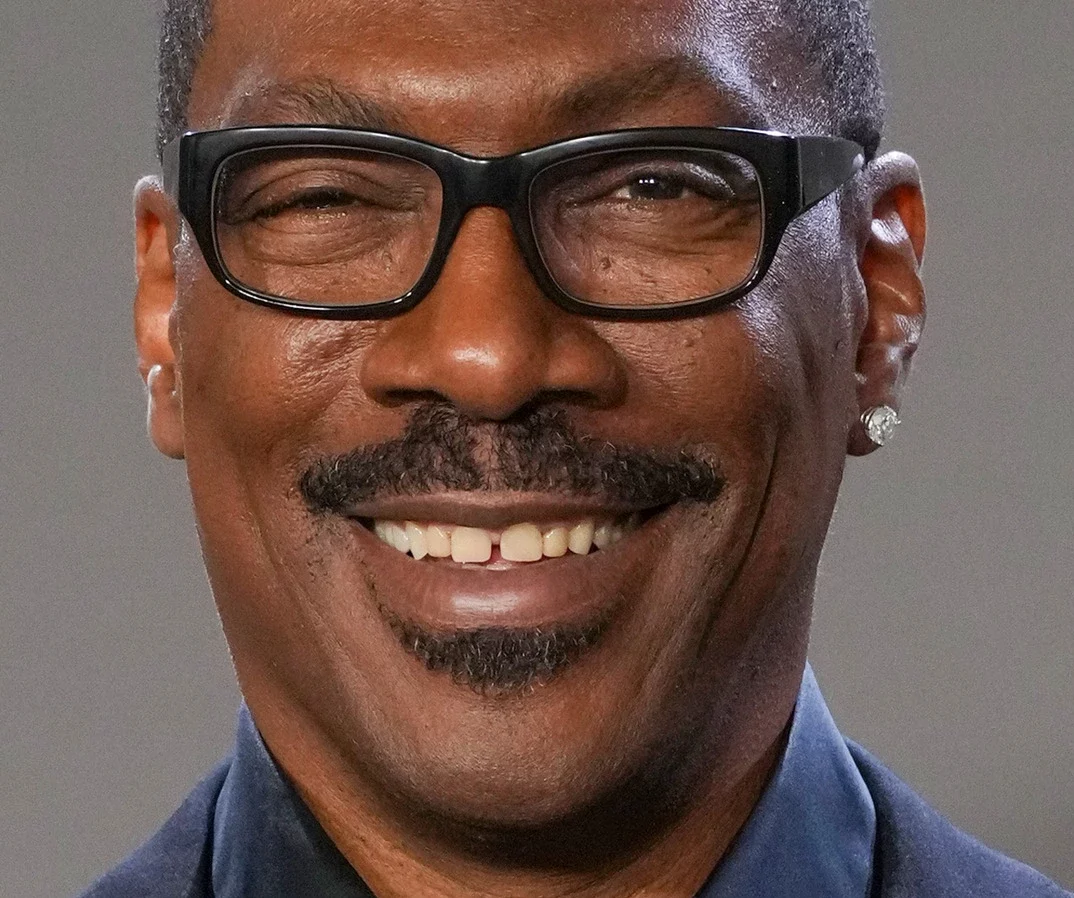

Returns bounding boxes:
[259,709,786,898]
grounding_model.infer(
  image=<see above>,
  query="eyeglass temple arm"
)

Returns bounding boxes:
[161,137,182,198]
[796,136,866,213]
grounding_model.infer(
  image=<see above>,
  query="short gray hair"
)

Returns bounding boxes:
[155,0,884,159]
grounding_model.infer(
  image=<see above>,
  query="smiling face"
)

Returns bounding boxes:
[135,0,925,868]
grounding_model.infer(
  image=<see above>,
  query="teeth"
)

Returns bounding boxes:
[406,522,428,561]
[500,524,544,562]
[426,524,452,558]
[542,526,569,558]
[451,526,493,564]
[568,520,595,555]
[370,516,637,563]
[388,522,410,554]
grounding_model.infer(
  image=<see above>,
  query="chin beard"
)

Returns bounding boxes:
[381,607,610,695]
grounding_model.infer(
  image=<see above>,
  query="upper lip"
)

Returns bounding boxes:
[342,492,662,530]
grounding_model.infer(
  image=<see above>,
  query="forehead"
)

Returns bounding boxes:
[190,0,817,148]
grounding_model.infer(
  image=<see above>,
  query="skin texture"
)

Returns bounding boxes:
[133,1,926,895]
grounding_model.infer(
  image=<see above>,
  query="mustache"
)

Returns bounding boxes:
[300,402,724,513]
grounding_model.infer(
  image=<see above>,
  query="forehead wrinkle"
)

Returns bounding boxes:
[541,55,767,132]
[193,1,804,142]
[216,58,769,148]
[224,77,407,131]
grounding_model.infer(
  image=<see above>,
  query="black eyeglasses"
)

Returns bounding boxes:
[163,126,864,321]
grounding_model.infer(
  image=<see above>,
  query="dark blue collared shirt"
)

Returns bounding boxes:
[211,665,876,897]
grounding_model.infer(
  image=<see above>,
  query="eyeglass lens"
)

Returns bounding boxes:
[214,147,444,306]
[531,148,763,306]
[212,145,764,308]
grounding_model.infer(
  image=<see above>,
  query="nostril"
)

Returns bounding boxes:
[359,296,559,422]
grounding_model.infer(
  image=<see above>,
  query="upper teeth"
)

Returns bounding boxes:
[371,517,637,564]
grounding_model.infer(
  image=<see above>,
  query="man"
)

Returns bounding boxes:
[82,0,1069,895]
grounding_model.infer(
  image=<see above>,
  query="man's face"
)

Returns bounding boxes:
[139,0,912,837]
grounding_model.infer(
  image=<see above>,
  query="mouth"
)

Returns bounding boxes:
[337,494,679,631]
[338,496,679,691]
[362,513,644,568]
[343,491,665,567]
[298,408,725,691]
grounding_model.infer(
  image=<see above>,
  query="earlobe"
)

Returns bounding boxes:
[848,152,927,457]
[145,362,185,459]
[134,176,186,460]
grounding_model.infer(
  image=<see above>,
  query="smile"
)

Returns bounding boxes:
[368,514,642,565]
[338,494,686,632]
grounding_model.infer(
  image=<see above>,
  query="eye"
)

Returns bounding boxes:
[614,175,691,202]
[599,163,747,205]
[251,187,359,220]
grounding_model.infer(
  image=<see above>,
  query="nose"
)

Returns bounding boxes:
[360,208,624,421]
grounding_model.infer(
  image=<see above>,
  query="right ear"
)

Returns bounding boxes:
[134,176,185,460]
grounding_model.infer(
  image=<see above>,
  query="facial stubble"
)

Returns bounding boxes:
[299,402,724,694]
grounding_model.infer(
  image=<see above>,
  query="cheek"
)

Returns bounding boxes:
[168,277,406,709]
[763,214,861,442]
[169,268,384,593]
[594,239,857,593]
[173,276,386,484]
[588,308,788,486]
[720,225,860,595]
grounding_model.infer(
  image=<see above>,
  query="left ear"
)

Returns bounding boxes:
[847,151,927,456]
[135,175,186,460]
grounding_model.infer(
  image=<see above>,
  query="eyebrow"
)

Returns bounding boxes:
[226,56,764,138]
[228,79,406,132]
[542,56,764,132]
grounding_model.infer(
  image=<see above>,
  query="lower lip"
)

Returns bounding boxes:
[348,509,678,632]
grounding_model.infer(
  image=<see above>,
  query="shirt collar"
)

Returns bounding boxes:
[212,664,875,898]
[698,664,877,898]
[211,712,372,898]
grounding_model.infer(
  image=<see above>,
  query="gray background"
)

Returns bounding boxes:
[2,1,1071,895]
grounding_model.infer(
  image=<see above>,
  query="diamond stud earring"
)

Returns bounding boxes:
[861,405,901,447]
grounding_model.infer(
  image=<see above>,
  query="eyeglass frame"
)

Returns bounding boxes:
[162,125,865,321]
